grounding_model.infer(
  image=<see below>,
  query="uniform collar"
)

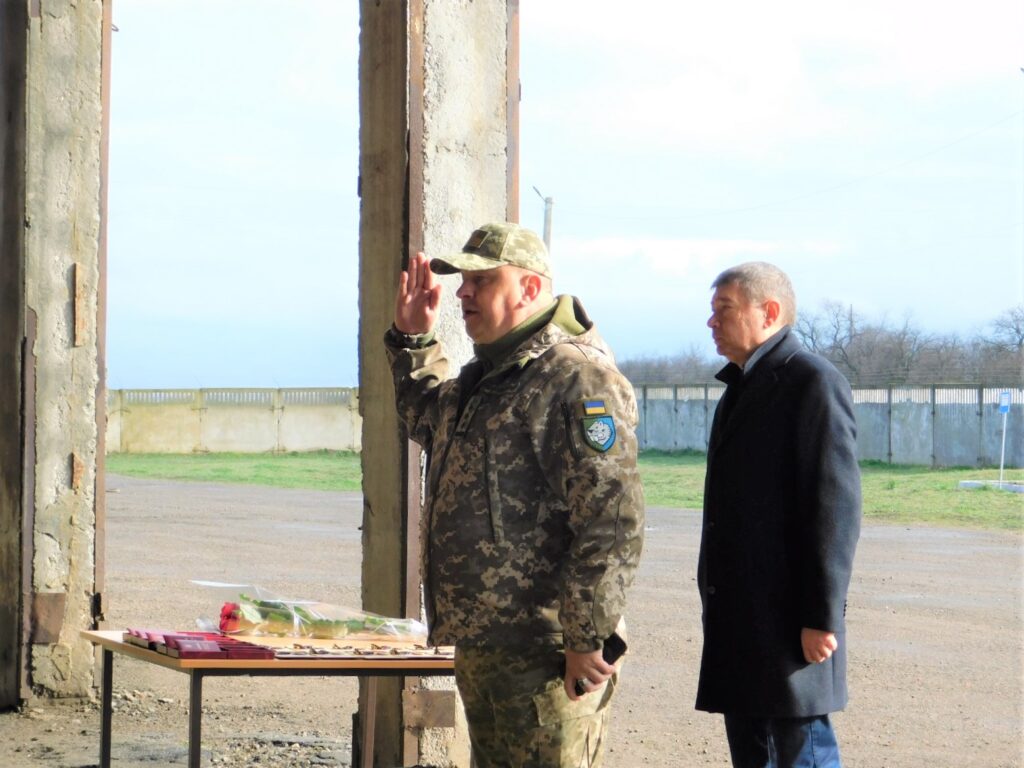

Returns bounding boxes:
[474,299,558,369]
[474,295,590,371]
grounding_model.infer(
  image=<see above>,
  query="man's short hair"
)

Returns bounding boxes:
[711,262,797,325]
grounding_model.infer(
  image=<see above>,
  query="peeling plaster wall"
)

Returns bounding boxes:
[24,0,104,697]
[413,3,510,765]
[421,0,510,368]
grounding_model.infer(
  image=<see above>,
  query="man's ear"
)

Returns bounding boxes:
[521,272,543,304]
[763,299,782,327]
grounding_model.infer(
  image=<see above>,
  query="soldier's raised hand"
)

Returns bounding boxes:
[395,251,442,335]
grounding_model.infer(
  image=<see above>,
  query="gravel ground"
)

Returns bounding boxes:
[1,475,1021,767]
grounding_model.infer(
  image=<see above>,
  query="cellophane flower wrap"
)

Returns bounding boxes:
[194,581,426,641]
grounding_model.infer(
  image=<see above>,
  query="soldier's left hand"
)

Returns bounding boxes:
[395,251,442,335]
[564,648,615,701]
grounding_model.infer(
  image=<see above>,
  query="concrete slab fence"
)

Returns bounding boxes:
[635,385,1024,468]
[107,388,361,454]
[107,385,1022,468]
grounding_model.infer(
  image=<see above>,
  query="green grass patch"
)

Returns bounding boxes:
[636,450,707,511]
[106,450,362,492]
[637,452,1022,530]
[106,450,1022,530]
[859,462,1022,530]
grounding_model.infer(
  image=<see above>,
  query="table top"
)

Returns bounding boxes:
[81,630,454,673]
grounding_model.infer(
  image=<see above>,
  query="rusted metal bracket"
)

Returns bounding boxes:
[30,592,66,644]
[73,262,88,347]
[403,688,457,729]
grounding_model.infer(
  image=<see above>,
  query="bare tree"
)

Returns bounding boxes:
[619,345,719,385]
[794,301,862,379]
[982,305,1024,353]
[915,333,975,383]
[972,305,1024,384]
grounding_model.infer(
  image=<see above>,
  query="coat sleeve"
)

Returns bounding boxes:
[383,327,449,448]
[526,357,645,652]
[794,361,862,633]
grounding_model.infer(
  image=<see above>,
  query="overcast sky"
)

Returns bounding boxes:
[106,1,1023,389]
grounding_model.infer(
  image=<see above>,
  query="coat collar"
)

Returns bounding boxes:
[710,328,802,454]
[714,326,795,386]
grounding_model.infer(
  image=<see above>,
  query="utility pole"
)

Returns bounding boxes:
[532,186,553,252]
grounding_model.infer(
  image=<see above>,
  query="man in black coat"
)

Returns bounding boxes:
[697,262,861,767]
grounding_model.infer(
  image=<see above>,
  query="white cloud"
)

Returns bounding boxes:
[526,0,1020,84]
[522,0,1023,153]
[546,235,855,339]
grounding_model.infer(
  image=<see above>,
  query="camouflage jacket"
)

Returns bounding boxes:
[384,296,644,652]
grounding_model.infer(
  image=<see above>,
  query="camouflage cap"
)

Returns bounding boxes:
[430,222,551,278]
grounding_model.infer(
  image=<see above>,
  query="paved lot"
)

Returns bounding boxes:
[3,476,1021,766]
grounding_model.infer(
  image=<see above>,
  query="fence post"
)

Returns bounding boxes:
[672,386,679,451]
[977,386,984,467]
[194,390,206,454]
[112,389,123,454]
[640,385,648,450]
[930,386,937,468]
[886,387,893,465]
[274,389,285,453]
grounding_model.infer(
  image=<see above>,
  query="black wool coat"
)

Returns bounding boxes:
[696,328,862,717]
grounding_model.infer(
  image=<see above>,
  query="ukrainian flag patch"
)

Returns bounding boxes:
[579,399,616,452]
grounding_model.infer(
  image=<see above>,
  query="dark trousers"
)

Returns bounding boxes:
[724,714,841,768]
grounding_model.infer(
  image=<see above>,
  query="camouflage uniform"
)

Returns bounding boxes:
[455,644,616,767]
[385,293,644,768]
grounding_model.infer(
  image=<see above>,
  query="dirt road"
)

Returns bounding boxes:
[3,476,1021,767]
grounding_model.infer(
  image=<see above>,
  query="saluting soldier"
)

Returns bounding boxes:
[385,222,644,767]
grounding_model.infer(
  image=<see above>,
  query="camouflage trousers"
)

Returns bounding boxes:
[453,644,617,768]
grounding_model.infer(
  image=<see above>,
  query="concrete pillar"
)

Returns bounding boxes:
[0,0,109,704]
[358,1,517,763]
[0,0,29,709]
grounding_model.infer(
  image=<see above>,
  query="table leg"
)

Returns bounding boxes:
[188,671,203,768]
[100,648,113,768]
[360,677,377,768]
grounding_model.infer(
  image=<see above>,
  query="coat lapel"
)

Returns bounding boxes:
[708,363,741,456]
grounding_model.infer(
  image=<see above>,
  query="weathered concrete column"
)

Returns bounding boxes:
[358,1,517,763]
[0,0,109,705]
[0,0,30,710]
